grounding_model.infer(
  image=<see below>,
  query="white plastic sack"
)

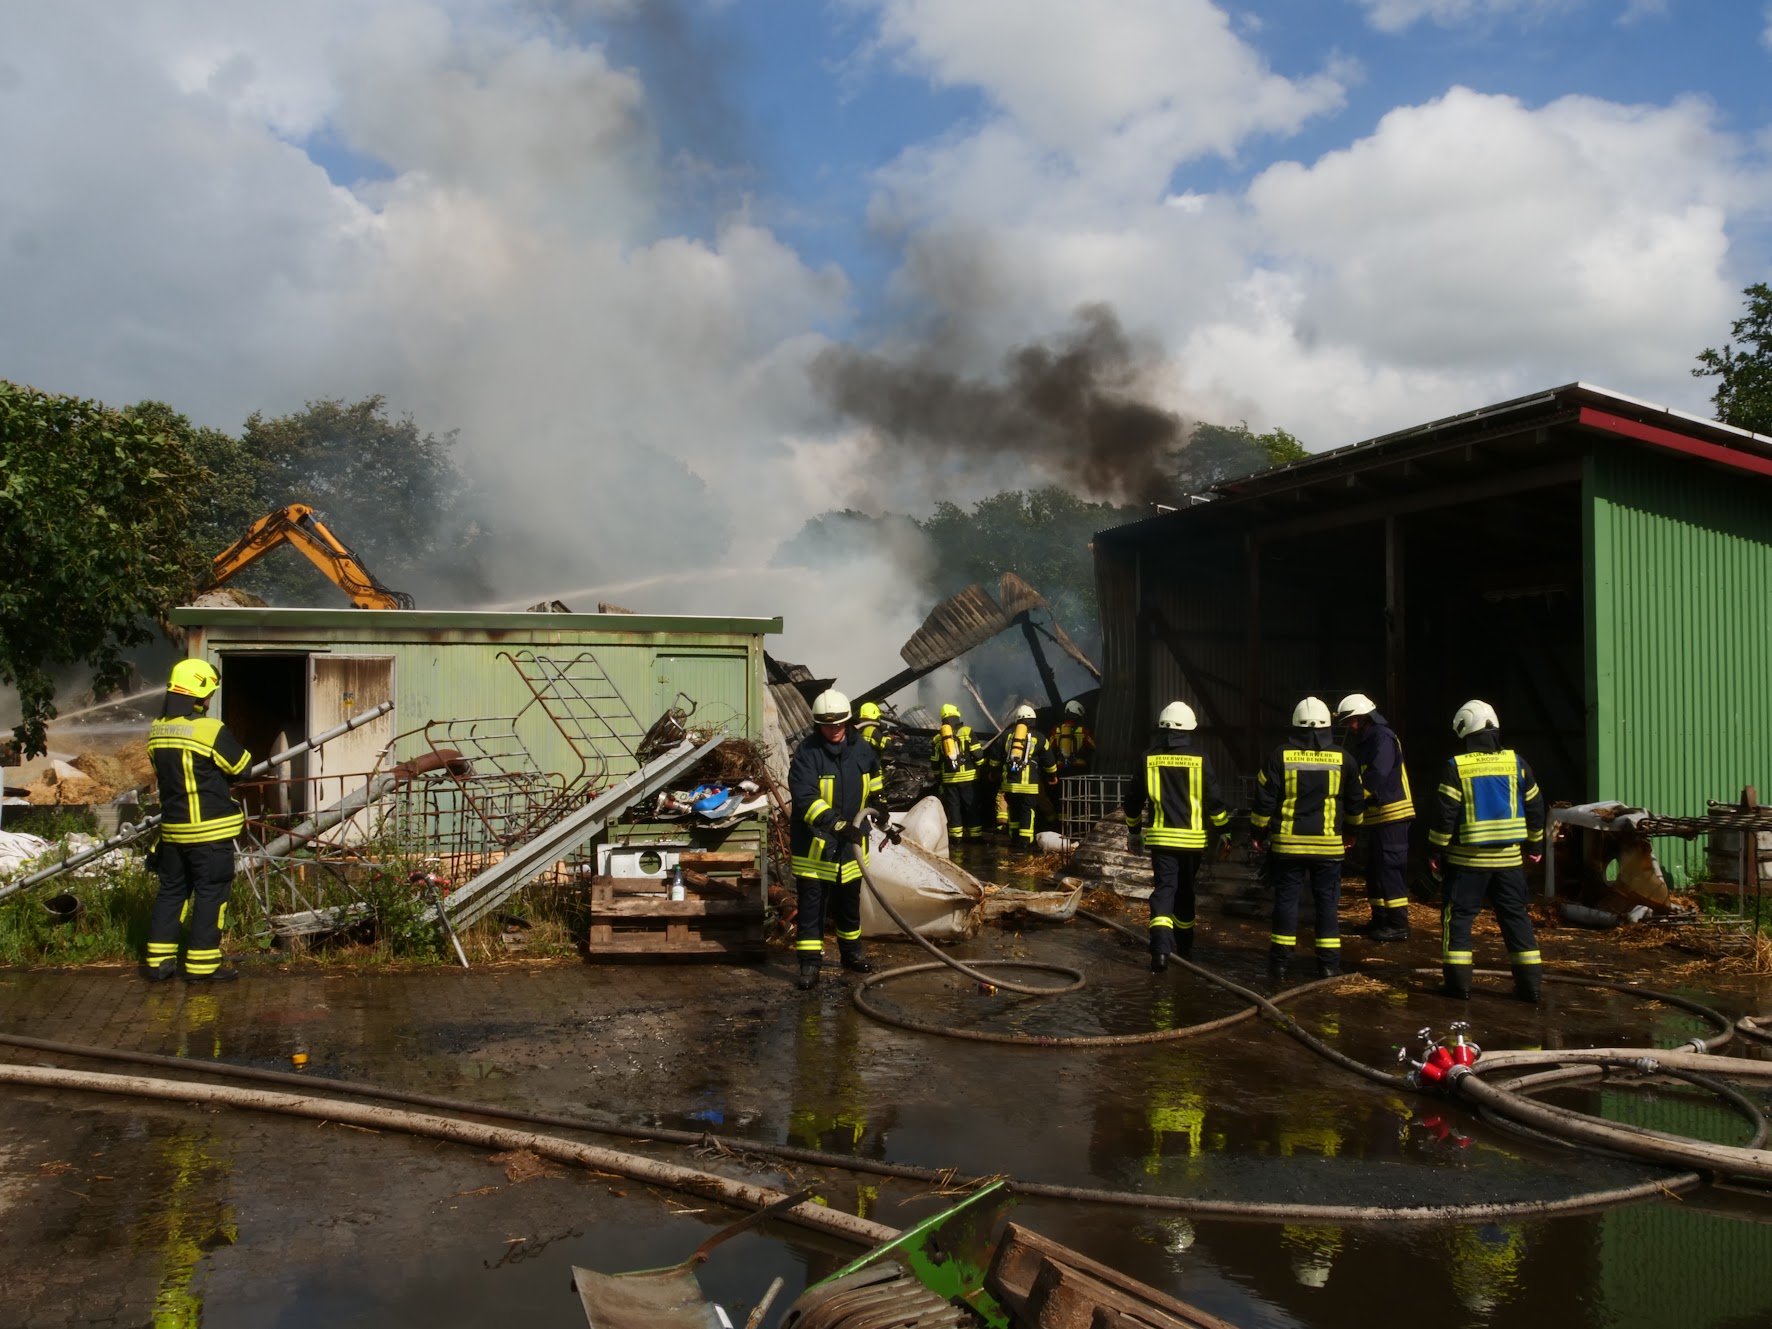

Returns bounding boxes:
[1033,831,1074,853]
[890,796,950,859]
[858,831,982,940]
[0,830,53,879]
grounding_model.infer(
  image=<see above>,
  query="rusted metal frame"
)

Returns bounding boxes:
[1019,616,1064,710]
[1143,604,1254,772]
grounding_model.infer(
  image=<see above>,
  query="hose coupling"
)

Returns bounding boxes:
[1634,1057,1660,1073]
[1682,1039,1708,1054]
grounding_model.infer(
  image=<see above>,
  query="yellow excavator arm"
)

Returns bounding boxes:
[206,504,415,610]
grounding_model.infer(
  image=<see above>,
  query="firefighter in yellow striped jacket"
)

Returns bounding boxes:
[788,689,886,991]
[1122,702,1230,972]
[989,703,1060,851]
[144,659,252,983]
[1336,693,1414,943]
[930,703,982,845]
[1428,700,1547,1003]
[1249,697,1365,984]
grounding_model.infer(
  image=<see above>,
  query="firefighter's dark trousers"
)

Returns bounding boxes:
[1148,849,1201,960]
[1005,791,1039,848]
[1366,821,1412,928]
[964,781,988,839]
[939,780,975,842]
[795,875,863,962]
[1441,864,1540,997]
[1269,855,1342,972]
[146,841,235,977]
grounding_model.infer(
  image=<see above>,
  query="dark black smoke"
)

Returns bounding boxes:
[810,305,1188,504]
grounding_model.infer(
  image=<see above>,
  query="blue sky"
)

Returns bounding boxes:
[4,0,1770,646]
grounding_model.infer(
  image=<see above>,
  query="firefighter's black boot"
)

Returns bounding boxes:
[1316,951,1343,979]
[839,950,874,975]
[1174,928,1194,962]
[1512,967,1542,1004]
[182,966,239,983]
[1440,965,1472,1001]
[1267,953,1289,988]
[140,961,177,983]
[795,960,821,991]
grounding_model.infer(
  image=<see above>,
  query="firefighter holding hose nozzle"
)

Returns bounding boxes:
[1428,700,1547,1003]
[1123,702,1230,973]
[788,690,887,990]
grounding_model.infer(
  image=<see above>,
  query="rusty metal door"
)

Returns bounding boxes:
[308,656,395,806]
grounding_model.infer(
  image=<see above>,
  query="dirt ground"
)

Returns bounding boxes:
[3,900,1772,1329]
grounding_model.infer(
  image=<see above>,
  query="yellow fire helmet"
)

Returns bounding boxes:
[167,658,221,699]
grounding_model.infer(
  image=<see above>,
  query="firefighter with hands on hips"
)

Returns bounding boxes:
[1052,699,1096,777]
[929,702,981,846]
[143,659,252,983]
[992,703,1059,852]
[1123,702,1230,973]
[788,689,887,991]
[1249,697,1365,984]
[1428,700,1548,1003]
[1335,693,1415,943]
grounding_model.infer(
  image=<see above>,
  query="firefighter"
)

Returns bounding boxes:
[1428,700,1547,1003]
[788,689,886,990]
[1336,693,1414,942]
[929,702,980,846]
[1052,699,1096,777]
[1249,697,1364,983]
[1123,702,1230,972]
[143,659,252,983]
[855,701,889,755]
[992,704,1059,851]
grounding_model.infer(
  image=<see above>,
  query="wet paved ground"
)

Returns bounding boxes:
[4,890,1772,1329]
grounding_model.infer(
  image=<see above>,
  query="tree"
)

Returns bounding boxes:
[229,396,483,606]
[0,382,205,755]
[1175,421,1308,492]
[1694,282,1772,435]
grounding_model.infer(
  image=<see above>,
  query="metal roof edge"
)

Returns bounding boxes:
[1566,381,1772,454]
[169,607,784,635]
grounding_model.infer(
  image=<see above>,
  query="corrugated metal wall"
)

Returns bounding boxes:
[1093,540,1143,774]
[1587,450,1772,861]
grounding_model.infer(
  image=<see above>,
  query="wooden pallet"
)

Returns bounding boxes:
[587,850,766,958]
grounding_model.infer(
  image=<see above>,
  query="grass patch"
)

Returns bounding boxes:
[0,863,159,966]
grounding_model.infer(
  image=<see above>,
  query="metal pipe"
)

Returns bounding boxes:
[0,700,395,900]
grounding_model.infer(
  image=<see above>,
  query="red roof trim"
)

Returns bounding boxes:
[1578,406,1772,479]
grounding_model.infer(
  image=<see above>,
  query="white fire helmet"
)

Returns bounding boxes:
[1335,693,1377,721]
[1158,701,1198,731]
[1452,699,1500,738]
[1011,703,1037,722]
[1291,697,1332,729]
[1064,699,1085,717]
[811,689,852,724]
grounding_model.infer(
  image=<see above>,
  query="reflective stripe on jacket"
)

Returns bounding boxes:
[1123,734,1229,851]
[1053,721,1095,771]
[789,729,885,882]
[1355,717,1414,825]
[148,697,251,844]
[1428,740,1545,869]
[1249,734,1364,857]
[994,724,1058,795]
[930,723,979,784]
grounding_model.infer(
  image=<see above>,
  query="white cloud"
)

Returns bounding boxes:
[1354,0,1581,33]
[0,0,852,622]
[863,0,1347,169]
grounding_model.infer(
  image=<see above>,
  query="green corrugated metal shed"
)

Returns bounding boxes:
[1091,384,1772,874]
[167,607,779,783]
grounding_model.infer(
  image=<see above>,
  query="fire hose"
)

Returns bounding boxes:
[0,1030,1719,1226]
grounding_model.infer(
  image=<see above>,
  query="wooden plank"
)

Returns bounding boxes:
[592,897,763,919]
[988,1225,1238,1329]
[677,852,756,866]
